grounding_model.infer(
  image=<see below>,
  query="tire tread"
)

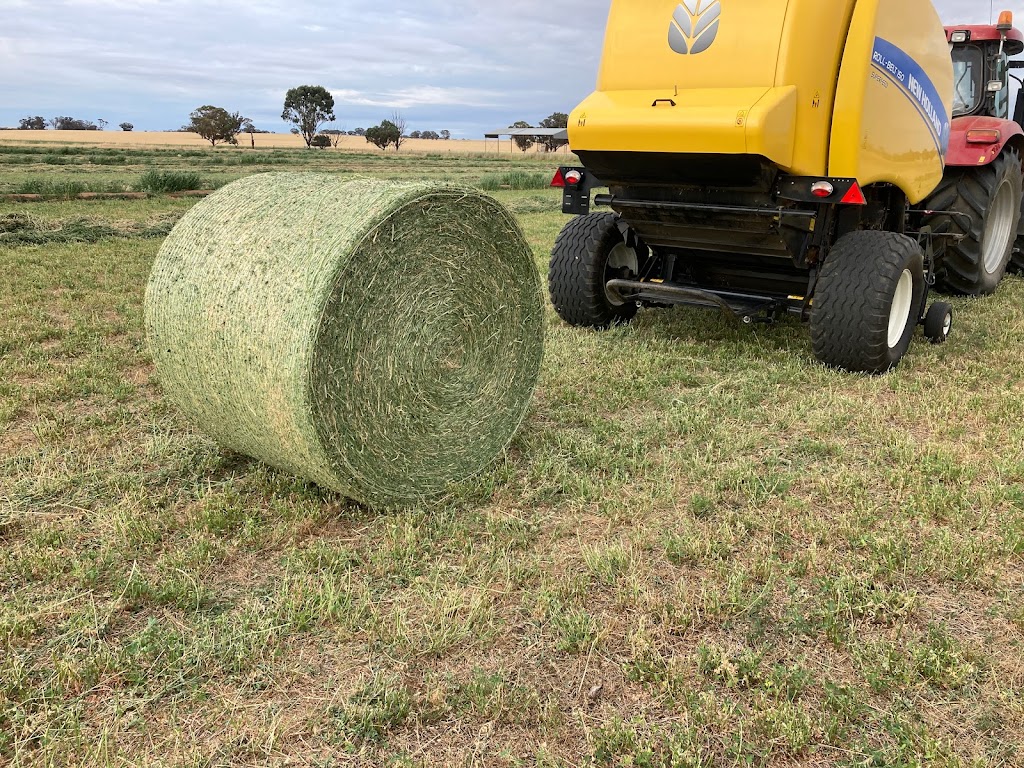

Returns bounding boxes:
[811,231,924,374]
[549,212,637,328]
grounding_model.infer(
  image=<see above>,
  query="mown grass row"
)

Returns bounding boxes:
[10,171,208,198]
[6,170,555,199]
[0,143,571,198]
[0,211,180,245]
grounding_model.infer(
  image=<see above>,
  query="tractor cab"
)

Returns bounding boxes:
[946,13,1024,125]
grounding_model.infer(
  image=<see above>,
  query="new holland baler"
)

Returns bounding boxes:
[550,0,975,373]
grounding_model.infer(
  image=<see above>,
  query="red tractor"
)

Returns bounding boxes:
[922,11,1024,294]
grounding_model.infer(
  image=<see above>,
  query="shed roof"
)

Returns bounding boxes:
[484,128,569,139]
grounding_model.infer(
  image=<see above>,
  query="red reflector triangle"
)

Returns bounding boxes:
[840,183,867,205]
[551,169,566,188]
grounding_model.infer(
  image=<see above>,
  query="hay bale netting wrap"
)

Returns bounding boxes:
[145,173,544,505]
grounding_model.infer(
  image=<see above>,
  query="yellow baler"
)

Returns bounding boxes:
[549,0,957,373]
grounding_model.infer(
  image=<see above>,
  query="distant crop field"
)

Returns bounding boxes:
[0,129,570,156]
[1,141,1023,767]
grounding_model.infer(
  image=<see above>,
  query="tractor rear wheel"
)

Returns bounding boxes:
[549,212,640,329]
[811,230,925,374]
[922,148,1023,295]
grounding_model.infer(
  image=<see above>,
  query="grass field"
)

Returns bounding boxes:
[1,141,1023,768]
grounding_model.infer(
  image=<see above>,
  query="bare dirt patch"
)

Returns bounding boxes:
[1,421,40,455]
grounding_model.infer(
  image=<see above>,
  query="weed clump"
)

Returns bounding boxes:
[137,169,205,193]
[477,170,552,191]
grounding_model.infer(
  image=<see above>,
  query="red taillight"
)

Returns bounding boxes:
[564,170,583,186]
[811,181,834,198]
[840,183,867,205]
[966,129,1001,145]
[551,169,565,188]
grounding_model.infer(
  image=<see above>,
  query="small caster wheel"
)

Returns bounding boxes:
[923,302,953,344]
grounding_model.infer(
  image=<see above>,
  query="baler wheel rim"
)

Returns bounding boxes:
[888,269,915,349]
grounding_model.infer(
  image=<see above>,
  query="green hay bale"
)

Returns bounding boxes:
[145,173,544,506]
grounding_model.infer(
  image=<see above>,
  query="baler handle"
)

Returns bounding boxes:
[651,99,677,107]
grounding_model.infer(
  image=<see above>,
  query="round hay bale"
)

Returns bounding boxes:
[145,173,544,506]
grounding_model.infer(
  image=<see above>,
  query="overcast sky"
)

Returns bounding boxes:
[0,0,1018,137]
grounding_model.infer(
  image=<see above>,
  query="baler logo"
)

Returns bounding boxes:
[669,0,721,55]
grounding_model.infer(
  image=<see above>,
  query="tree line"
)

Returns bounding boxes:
[189,87,455,150]
[13,86,566,152]
[16,116,134,132]
[15,86,450,151]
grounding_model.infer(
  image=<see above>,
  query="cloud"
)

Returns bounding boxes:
[2,0,1022,134]
[0,0,607,133]
[331,86,503,109]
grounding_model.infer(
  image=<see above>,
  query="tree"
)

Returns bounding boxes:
[365,120,401,151]
[18,116,46,130]
[281,85,336,148]
[440,130,451,140]
[409,130,421,139]
[391,112,407,151]
[510,120,535,152]
[184,105,247,147]
[97,119,108,130]
[538,112,569,152]
[311,134,332,149]
[50,116,98,130]
[352,127,366,136]
[322,129,344,148]
[241,119,257,148]
[119,122,134,132]
[420,130,440,140]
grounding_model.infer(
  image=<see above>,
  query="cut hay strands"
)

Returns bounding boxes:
[144,173,545,507]
[0,192,149,202]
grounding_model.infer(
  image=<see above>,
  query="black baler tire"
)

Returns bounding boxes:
[811,230,925,374]
[923,302,954,345]
[549,212,638,329]
[922,148,1023,294]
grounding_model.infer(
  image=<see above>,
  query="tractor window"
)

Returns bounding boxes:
[952,45,983,116]
[993,53,1010,119]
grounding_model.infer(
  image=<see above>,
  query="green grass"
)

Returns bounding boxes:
[13,178,132,198]
[136,169,205,193]
[478,170,553,191]
[1,142,1024,767]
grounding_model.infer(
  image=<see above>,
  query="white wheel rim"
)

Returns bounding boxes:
[888,270,914,348]
[605,243,639,305]
[983,178,1016,274]
[943,312,952,336]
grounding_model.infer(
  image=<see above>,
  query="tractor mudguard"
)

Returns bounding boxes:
[944,115,1024,167]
